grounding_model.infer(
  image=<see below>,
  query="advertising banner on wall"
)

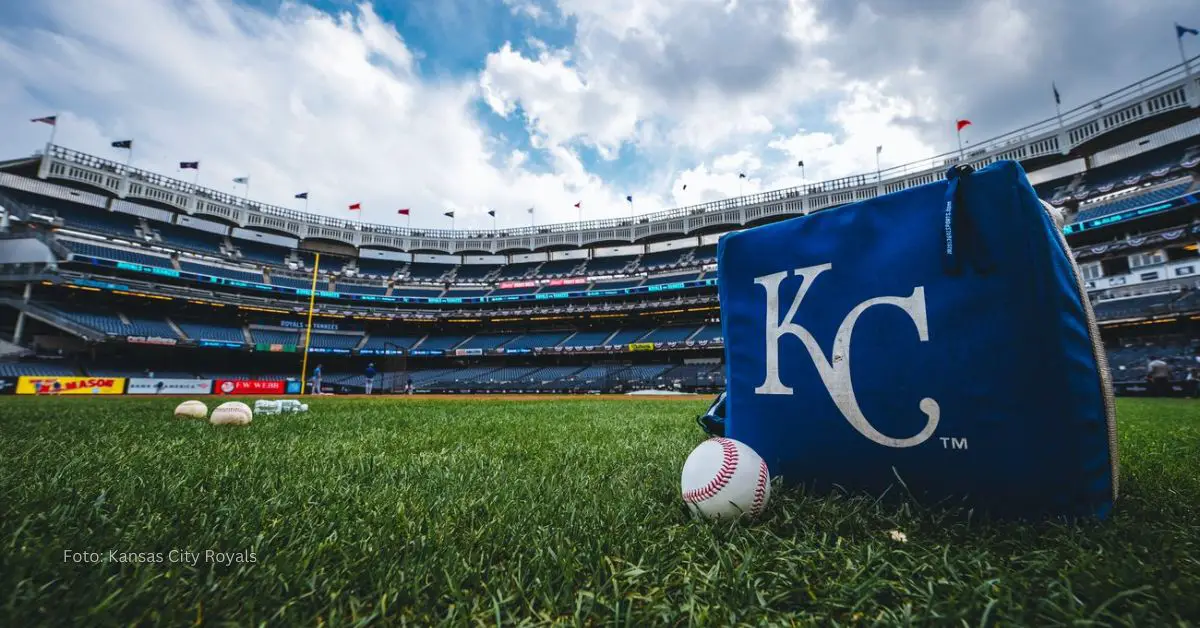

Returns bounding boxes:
[627,342,656,352]
[214,379,286,395]
[126,336,179,346]
[127,378,214,395]
[16,376,126,395]
[0,376,17,395]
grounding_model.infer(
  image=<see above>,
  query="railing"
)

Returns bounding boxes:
[43,56,1200,240]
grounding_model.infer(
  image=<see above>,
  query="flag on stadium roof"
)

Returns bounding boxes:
[574,201,581,208]
[348,202,361,211]
[30,115,57,126]
[1177,23,1199,38]
[179,161,199,169]
[487,209,496,217]
[526,207,534,214]
[397,208,410,215]
[111,140,132,149]
[682,184,687,190]
[444,210,455,218]
[294,192,308,199]
[233,176,249,184]
[626,195,633,203]
[1053,83,1061,105]
[876,145,883,154]
[797,160,804,167]
[956,119,972,131]
[738,173,746,179]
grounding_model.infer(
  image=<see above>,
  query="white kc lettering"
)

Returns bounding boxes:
[754,263,940,448]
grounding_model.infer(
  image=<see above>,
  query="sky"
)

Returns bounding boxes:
[0,0,1196,231]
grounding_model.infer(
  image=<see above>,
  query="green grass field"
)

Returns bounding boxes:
[1,396,1197,626]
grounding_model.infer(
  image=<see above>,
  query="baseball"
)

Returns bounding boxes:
[209,401,253,426]
[681,437,771,520]
[173,400,208,419]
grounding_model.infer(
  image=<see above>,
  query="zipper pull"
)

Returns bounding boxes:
[942,164,992,276]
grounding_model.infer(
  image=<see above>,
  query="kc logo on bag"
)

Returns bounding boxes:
[754,263,940,448]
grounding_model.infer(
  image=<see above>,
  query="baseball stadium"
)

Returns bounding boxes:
[3,13,1200,626]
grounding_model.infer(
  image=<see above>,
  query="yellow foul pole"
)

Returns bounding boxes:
[299,252,321,394]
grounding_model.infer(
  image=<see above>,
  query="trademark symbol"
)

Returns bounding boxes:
[939,437,968,450]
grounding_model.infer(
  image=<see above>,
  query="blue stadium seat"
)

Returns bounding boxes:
[66,240,174,269]
[641,326,699,343]
[561,330,614,347]
[691,325,723,342]
[504,332,571,350]
[337,282,388,295]
[178,322,245,343]
[180,261,264,283]
[152,222,224,254]
[235,240,288,265]
[606,329,651,345]
[309,334,363,349]
[414,336,467,351]
[1073,182,1191,223]
[0,362,78,377]
[250,329,300,345]
[360,335,421,350]
[392,288,443,298]
[459,334,514,350]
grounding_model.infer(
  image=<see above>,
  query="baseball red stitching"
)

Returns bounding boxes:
[750,460,769,516]
[683,437,738,503]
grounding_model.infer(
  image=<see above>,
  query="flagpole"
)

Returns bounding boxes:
[956,129,965,161]
[875,151,881,182]
[304,196,310,213]
[124,144,133,173]
[47,114,58,148]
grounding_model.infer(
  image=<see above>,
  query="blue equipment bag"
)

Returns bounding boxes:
[718,161,1118,519]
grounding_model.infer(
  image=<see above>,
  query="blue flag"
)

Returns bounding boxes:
[295,192,308,199]
[1177,23,1198,38]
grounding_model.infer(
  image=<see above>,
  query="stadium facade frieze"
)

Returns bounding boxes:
[25,58,1198,254]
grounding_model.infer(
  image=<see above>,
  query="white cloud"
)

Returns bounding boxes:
[0,0,632,230]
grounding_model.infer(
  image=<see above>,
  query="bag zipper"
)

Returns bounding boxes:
[1042,201,1120,502]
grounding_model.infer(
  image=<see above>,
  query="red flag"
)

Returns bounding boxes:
[397,208,410,216]
[31,115,57,126]
[348,203,361,211]
[574,201,581,209]
[956,119,972,132]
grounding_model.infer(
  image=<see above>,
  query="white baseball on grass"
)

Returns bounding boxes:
[681,437,771,520]
[209,401,253,426]
[173,400,208,419]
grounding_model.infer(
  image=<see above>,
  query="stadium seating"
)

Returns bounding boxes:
[458,334,513,350]
[309,334,363,349]
[235,241,288,265]
[691,325,723,342]
[177,322,245,343]
[537,260,582,277]
[337,282,388,295]
[495,262,540,280]
[562,330,615,347]
[454,265,498,281]
[179,261,264,283]
[413,335,467,351]
[50,203,140,237]
[406,263,454,281]
[488,286,536,297]
[59,311,178,337]
[504,332,571,350]
[355,258,400,277]
[271,274,320,290]
[693,245,717,264]
[0,361,78,376]
[641,326,699,343]
[250,329,300,345]
[151,222,224,254]
[583,256,637,275]
[1092,292,1182,320]
[606,328,651,345]
[65,240,174,269]
[360,335,421,350]
[1073,181,1191,223]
